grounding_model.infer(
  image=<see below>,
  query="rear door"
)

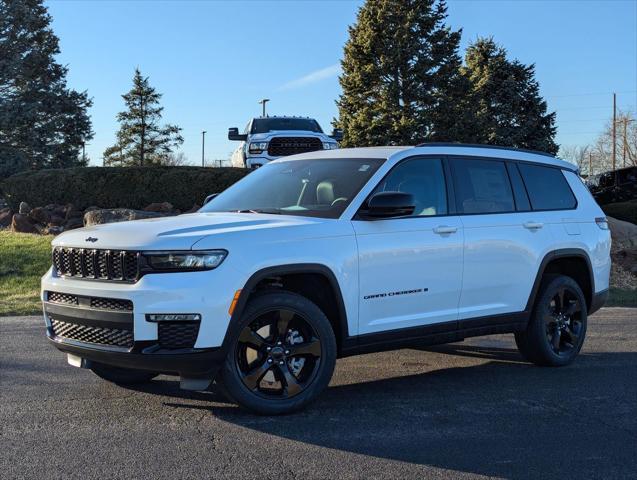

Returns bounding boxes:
[353,156,464,335]
[450,157,554,321]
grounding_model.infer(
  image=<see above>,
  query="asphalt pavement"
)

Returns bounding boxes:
[1,308,636,479]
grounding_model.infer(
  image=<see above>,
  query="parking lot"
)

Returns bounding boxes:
[1,308,636,479]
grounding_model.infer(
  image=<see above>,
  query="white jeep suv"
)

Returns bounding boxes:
[42,144,611,414]
[228,116,341,168]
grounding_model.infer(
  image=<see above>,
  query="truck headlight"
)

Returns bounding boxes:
[142,250,227,272]
[248,142,268,154]
[323,142,338,150]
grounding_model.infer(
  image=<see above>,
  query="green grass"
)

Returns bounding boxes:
[607,288,637,308]
[0,231,52,316]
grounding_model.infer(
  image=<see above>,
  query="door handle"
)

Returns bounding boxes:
[523,222,544,230]
[434,225,458,234]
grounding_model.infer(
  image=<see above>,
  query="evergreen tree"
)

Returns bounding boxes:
[461,38,558,154]
[0,0,93,178]
[104,69,183,167]
[334,0,467,147]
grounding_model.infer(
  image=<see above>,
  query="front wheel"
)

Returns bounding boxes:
[90,362,159,385]
[515,275,588,367]
[219,291,336,415]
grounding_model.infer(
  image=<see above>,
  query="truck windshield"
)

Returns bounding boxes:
[201,158,384,219]
[251,118,323,134]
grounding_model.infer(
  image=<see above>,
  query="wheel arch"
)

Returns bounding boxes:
[526,249,595,315]
[220,264,349,355]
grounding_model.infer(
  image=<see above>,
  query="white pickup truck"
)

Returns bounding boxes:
[229,116,342,168]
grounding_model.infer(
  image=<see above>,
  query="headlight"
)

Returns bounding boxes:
[142,250,227,272]
[248,142,268,154]
[323,142,338,150]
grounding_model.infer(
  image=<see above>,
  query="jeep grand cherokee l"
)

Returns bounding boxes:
[42,144,611,414]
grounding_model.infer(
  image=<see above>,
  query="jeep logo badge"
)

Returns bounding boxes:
[85,237,98,243]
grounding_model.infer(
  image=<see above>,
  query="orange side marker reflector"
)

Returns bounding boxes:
[229,289,242,316]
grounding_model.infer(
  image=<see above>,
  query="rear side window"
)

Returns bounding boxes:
[518,164,576,210]
[451,158,515,214]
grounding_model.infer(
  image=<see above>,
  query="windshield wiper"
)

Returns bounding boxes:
[231,209,282,214]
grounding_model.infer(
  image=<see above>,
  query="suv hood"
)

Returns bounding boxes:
[52,212,327,251]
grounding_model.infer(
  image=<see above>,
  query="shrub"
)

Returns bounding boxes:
[0,166,250,211]
[603,199,637,225]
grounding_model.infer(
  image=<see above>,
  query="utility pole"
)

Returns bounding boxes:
[258,98,270,117]
[201,130,206,167]
[612,93,617,172]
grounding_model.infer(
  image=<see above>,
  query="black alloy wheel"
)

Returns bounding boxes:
[543,286,584,356]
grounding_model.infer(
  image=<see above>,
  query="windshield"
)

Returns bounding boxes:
[251,118,323,134]
[201,158,384,219]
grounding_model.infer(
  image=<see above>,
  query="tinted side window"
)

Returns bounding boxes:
[518,164,577,210]
[372,158,447,216]
[506,162,531,211]
[451,158,515,214]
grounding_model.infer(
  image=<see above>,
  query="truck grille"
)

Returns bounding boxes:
[267,137,323,157]
[158,322,200,349]
[52,248,140,282]
[50,318,134,348]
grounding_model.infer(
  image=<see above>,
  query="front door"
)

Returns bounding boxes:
[352,157,463,335]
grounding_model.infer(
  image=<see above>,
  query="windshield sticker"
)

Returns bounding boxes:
[359,165,370,172]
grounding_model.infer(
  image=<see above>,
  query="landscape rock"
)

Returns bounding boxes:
[608,216,637,249]
[144,202,174,213]
[29,207,51,225]
[184,204,201,214]
[0,208,13,227]
[45,226,64,236]
[64,217,84,230]
[18,201,31,215]
[84,208,165,227]
[10,213,38,234]
[49,215,65,226]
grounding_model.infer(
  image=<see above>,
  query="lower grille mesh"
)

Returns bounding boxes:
[158,322,200,349]
[51,319,134,348]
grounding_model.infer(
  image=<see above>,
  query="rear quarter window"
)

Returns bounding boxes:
[518,163,577,211]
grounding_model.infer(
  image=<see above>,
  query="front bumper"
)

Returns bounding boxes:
[44,300,226,384]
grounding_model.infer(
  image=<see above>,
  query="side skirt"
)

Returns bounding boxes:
[339,312,529,358]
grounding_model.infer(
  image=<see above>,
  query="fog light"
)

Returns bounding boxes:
[147,314,201,322]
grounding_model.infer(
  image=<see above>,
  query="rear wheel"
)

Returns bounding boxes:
[90,363,158,385]
[515,275,587,367]
[219,290,336,415]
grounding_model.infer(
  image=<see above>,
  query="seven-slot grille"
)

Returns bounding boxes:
[158,322,200,349]
[267,137,323,157]
[50,318,133,348]
[52,247,139,282]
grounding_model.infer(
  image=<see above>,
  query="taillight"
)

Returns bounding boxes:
[595,217,609,230]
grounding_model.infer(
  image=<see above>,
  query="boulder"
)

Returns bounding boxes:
[64,217,84,230]
[29,207,51,225]
[49,215,65,227]
[608,216,637,249]
[10,213,38,234]
[184,204,201,214]
[144,202,174,213]
[84,208,164,227]
[18,201,31,215]
[45,225,64,236]
[0,208,13,227]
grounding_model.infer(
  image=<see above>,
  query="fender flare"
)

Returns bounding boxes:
[218,263,349,356]
[524,248,595,313]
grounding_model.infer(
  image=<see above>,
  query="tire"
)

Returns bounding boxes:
[515,274,588,367]
[219,290,337,415]
[90,362,159,385]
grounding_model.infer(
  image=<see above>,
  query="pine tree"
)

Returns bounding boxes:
[103,69,183,167]
[0,0,93,178]
[334,0,466,147]
[461,38,558,154]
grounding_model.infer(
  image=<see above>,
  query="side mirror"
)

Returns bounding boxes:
[203,193,218,205]
[361,191,415,219]
[330,128,343,142]
[228,127,248,141]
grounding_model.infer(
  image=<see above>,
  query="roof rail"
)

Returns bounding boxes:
[415,142,555,158]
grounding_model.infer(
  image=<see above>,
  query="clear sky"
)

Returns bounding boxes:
[45,0,637,166]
